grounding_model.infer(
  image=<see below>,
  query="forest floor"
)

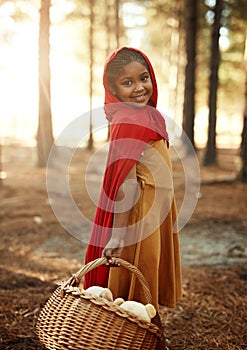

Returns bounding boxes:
[0,143,246,350]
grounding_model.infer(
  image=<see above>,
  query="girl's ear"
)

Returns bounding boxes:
[108,83,116,96]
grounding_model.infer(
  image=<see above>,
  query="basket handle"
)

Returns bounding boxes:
[62,257,152,304]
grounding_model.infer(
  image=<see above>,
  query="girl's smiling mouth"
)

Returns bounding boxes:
[132,93,147,102]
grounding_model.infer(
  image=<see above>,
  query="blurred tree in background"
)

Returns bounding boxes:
[203,0,224,166]
[182,0,197,152]
[239,29,247,182]
[37,0,54,167]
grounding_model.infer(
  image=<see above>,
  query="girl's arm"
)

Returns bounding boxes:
[102,164,139,259]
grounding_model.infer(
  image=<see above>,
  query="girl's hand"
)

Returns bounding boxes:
[102,238,124,265]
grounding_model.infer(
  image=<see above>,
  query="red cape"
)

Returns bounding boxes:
[84,47,168,288]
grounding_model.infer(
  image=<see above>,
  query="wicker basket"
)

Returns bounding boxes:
[36,257,162,350]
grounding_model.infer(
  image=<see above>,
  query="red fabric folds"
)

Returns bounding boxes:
[84,47,169,288]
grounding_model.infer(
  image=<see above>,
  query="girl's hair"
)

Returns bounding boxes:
[106,48,149,85]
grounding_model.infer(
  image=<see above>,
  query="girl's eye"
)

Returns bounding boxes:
[142,75,150,81]
[123,80,132,86]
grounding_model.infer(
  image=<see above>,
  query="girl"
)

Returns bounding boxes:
[84,47,182,348]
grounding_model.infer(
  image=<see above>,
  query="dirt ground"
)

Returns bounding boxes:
[0,144,246,350]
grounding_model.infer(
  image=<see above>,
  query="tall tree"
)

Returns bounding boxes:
[182,0,197,152]
[239,29,247,182]
[115,0,120,48]
[104,0,112,56]
[0,143,2,187]
[88,0,94,150]
[204,0,224,166]
[37,0,54,167]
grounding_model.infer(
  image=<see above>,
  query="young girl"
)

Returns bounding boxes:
[84,47,182,346]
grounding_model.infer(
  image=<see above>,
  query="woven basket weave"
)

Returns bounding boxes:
[36,257,162,350]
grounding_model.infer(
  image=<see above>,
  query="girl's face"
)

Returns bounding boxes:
[111,61,153,106]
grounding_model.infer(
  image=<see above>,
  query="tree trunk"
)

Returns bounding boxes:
[174,2,184,126]
[115,0,120,48]
[88,0,94,150]
[238,30,247,183]
[37,0,54,167]
[203,0,223,166]
[105,0,111,55]
[0,142,2,187]
[105,0,112,141]
[239,115,247,182]
[182,0,197,152]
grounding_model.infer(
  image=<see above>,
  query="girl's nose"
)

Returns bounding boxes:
[134,83,144,92]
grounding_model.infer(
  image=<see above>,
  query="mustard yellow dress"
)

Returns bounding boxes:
[108,140,182,309]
